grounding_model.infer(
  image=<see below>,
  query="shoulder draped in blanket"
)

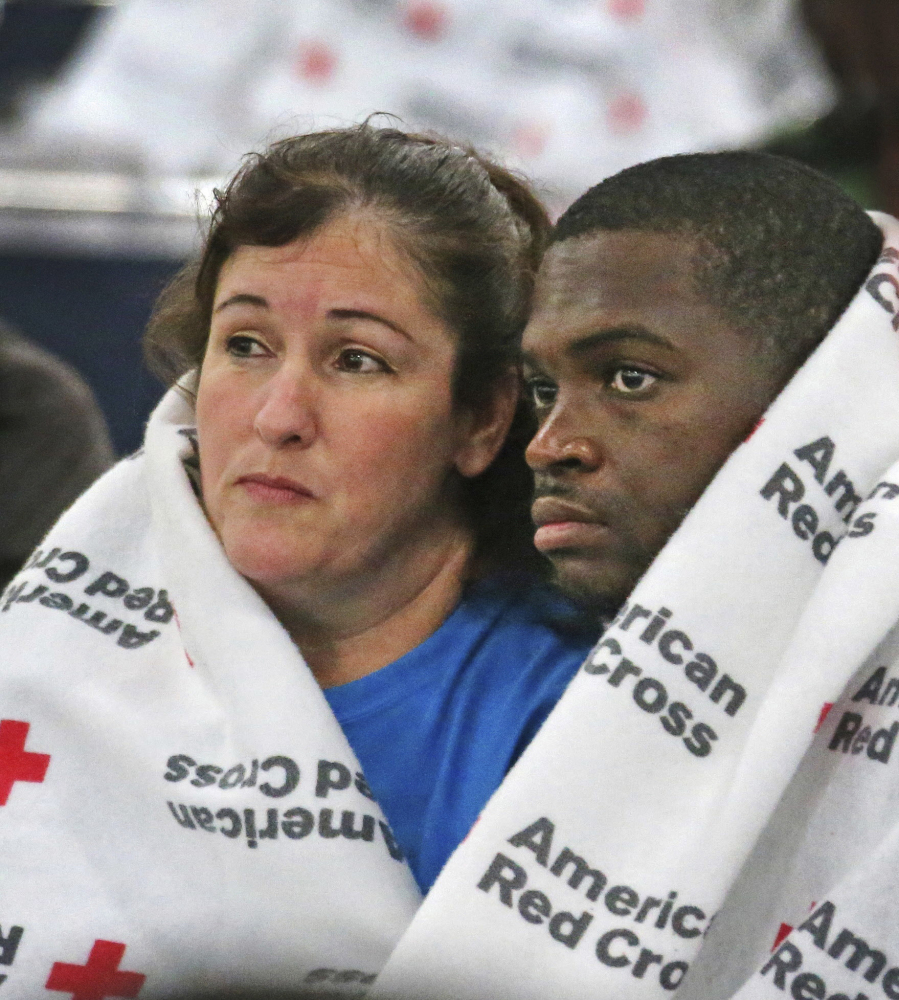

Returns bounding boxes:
[4,215,899,1000]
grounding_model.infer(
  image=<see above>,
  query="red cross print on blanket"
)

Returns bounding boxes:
[45,940,145,1000]
[0,720,50,805]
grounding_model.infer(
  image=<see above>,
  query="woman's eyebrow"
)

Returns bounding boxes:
[329,308,412,341]
[214,293,269,313]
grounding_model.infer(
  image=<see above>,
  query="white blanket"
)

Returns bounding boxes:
[4,215,899,1000]
[371,212,899,1000]
[0,386,421,996]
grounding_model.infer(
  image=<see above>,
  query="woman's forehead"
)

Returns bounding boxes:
[214,215,424,309]
[221,215,404,273]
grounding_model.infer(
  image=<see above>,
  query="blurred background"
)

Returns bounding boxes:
[0,0,893,458]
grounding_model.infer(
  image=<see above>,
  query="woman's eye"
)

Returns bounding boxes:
[336,348,390,374]
[609,366,658,394]
[226,334,267,358]
[526,377,558,412]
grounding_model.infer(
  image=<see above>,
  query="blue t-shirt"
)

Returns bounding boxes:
[323,578,594,894]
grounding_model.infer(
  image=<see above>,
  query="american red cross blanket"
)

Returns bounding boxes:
[6,215,899,1000]
[369,212,899,1000]
[0,383,422,996]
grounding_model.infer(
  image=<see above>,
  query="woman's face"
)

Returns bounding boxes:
[196,214,506,603]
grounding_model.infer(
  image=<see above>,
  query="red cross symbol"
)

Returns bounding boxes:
[512,122,550,159]
[403,2,449,41]
[296,41,337,84]
[771,922,793,950]
[814,702,834,733]
[46,940,145,999]
[607,91,647,134]
[609,0,645,20]
[0,719,50,805]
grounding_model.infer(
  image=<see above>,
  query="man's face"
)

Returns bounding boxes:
[523,229,782,608]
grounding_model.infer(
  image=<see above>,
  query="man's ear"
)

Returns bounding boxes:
[453,369,520,479]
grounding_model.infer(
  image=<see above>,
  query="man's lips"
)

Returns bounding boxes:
[531,496,610,553]
[236,474,315,503]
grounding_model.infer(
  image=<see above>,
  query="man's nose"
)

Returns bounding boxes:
[253,365,318,448]
[525,395,602,474]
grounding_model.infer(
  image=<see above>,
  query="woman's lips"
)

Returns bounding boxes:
[236,474,315,504]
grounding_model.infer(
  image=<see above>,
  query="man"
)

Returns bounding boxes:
[370,152,899,1000]
[496,152,897,999]
[522,151,881,614]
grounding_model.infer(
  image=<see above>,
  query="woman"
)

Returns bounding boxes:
[0,124,592,997]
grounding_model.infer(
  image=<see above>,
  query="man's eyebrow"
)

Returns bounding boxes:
[569,325,677,356]
[521,351,548,372]
[329,308,412,341]
[522,325,676,371]
[214,293,269,313]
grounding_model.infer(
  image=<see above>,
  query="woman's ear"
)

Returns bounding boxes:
[453,368,520,479]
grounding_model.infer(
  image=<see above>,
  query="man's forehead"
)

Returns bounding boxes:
[537,230,697,306]
[524,229,704,356]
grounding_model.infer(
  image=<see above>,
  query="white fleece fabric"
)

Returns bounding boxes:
[0,389,421,996]
[4,216,899,1000]
[371,213,899,1000]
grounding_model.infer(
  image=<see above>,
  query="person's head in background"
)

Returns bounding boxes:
[523,151,883,615]
[144,122,551,685]
[0,321,114,590]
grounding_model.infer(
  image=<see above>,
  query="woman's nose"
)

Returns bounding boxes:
[525,395,603,474]
[253,367,318,448]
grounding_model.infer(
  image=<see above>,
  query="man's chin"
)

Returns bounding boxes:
[547,551,638,618]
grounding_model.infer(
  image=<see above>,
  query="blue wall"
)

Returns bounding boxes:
[0,254,183,456]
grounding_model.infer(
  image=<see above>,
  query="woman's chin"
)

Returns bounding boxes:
[220,532,316,591]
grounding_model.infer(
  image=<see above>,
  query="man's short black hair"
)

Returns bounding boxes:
[554,151,883,378]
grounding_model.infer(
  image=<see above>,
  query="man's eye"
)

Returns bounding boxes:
[609,367,658,394]
[226,334,267,358]
[336,347,390,374]
[525,377,558,411]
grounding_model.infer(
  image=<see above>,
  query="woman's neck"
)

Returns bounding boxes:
[256,527,475,689]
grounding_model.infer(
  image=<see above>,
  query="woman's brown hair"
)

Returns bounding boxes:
[144,121,551,579]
